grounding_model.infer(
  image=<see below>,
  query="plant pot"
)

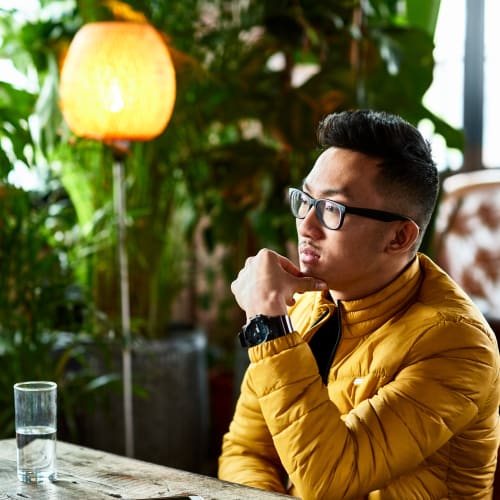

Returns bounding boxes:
[79,328,209,473]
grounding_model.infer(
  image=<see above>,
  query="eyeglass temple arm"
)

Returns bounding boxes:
[344,205,410,222]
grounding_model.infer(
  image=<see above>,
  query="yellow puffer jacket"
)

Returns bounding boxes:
[219,254,500,499]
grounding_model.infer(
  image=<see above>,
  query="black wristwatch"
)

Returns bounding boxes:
[238,314,294,347]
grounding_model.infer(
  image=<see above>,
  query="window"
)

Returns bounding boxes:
[424,0,498,171]
[483,0,499,167]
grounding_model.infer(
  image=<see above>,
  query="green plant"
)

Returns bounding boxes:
[0,82,36,178]
[0,184,118,439]
[1,0,462,352]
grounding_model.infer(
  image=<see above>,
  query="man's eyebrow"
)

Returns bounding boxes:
[302,180,347,198]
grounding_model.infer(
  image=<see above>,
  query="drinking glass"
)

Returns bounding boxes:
[14,381,57,483]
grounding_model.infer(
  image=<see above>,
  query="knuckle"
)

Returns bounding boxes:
[257,248,273,261]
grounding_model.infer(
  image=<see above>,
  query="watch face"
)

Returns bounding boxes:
[245,318,270,345]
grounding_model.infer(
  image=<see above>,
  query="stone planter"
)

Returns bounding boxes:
[79,328,209,473]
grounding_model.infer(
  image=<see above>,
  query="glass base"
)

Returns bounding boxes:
[18,469,56,483]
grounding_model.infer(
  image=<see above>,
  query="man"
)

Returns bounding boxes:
[218,110,500,499]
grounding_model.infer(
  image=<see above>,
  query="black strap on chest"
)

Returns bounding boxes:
[308,304,342,385]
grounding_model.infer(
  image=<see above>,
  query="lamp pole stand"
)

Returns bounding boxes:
[112,150,134,458]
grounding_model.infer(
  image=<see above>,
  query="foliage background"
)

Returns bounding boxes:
[0,0,461,444]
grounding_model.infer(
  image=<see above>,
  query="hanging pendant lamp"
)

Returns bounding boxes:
[59,21,176,141]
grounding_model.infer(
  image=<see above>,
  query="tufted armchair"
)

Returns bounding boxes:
[434,168,500,321]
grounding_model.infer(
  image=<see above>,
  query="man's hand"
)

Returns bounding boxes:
[231,248,328,318]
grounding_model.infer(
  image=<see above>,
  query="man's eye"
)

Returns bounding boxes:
[324,201,337,213]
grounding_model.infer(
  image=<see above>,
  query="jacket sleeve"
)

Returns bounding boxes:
[218,365,288,493]
[222,320,499,500]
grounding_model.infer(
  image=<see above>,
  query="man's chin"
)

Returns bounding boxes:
[300,264,326,282]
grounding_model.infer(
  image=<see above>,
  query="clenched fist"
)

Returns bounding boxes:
[231,248,328,319]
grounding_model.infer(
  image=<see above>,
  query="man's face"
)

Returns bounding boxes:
[296,147,403,300]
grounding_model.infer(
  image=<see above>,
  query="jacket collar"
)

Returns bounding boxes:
[338,255,422,337]
[291,255,423,339]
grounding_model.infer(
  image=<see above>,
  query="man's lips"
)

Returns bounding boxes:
[299,244,320,264]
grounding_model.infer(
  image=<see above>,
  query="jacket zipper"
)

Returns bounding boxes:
[323,300,342,383]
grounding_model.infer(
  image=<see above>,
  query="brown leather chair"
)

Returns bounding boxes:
[434,168,500,319]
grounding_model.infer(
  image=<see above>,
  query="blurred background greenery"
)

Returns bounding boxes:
[0,0,462,473]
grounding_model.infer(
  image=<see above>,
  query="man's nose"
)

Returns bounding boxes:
[297,204,324,237]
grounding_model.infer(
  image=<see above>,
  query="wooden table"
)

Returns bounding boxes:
[0,439,296,499]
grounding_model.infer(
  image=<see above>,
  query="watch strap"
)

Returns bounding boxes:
[266,315,294,339]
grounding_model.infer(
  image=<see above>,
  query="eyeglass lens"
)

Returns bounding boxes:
[289,189,342,230]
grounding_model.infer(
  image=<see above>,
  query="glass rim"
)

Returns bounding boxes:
[14,381,57,392]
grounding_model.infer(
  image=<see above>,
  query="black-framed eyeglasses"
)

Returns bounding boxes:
[288,187,413,230]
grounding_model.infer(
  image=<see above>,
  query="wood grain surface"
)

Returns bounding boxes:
[0,439,296,500]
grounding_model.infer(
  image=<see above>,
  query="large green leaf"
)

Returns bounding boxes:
[406,0,441,37]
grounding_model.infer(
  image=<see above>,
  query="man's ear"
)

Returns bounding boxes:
[386,220,420,253]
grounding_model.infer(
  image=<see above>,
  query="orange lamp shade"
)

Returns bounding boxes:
[59,22,176,141]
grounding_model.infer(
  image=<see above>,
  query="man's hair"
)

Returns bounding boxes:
[317,109,439,249]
